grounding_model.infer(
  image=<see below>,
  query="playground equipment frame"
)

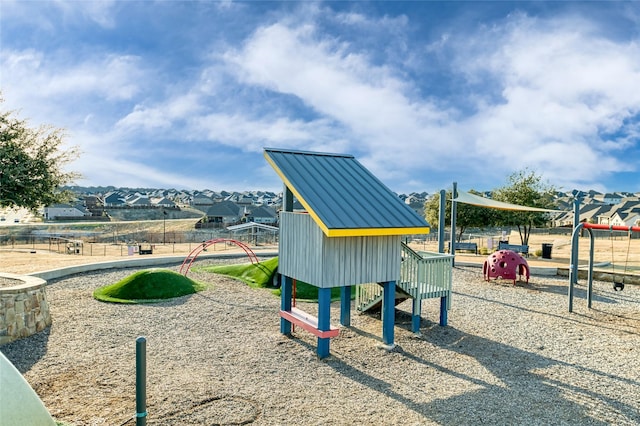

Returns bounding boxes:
[568,222,640,312]
[180,238,258,276]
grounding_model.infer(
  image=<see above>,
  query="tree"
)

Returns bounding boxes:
[424,189,496,241]
[492,168,557,246]
[0,99,79,210]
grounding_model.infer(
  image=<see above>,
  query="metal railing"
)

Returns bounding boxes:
[355,243,453,312]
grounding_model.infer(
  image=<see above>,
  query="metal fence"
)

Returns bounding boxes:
[0,227,278,258]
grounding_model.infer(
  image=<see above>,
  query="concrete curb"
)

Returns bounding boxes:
[28,251,279,281]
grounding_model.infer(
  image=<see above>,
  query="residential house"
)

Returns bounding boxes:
[602,193,623,205]
[203,201,243,226]
[609,211,640,227]
[151,197,176,208]
[191,194,215,211]
[246,206,278,225]
[83,195,102,210]
[104,191,126,207]
[127,194,151,206]
[44,204,91,220]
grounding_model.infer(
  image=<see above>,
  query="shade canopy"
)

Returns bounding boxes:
[453,190,562,213]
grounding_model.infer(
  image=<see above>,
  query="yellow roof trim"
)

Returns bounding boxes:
[325,227,431,237]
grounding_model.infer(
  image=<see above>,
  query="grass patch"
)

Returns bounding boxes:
[273,281,356,302]
[196,257,355,302]
[93,269,206,303]
[194,257,279,288]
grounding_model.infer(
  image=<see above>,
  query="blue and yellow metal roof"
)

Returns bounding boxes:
[264,148,430,237]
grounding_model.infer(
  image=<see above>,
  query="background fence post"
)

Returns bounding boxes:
[136,336,147,426]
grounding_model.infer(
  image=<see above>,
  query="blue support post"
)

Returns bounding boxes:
[411,297,421,333]
[280,275,292,335]
[340,285,351,326]
[317,287,331,359]
[382,281,396,347]
[439,296,448,326]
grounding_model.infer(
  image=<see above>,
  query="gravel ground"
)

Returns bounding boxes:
[1,259,639,426]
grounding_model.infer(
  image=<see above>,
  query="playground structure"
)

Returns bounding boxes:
[482,249,530,285]
[180,238,258,275]
[265,148,443,359]
[568,222,639,312]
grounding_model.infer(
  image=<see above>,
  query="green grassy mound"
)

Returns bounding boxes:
[195,257,279,289]
[93,269,206,304]
[196,257,355,302]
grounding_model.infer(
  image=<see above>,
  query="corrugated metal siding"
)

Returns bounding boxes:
[321,235,400,285]
[264,148,429,234]
[279,212,324,284]
[280,213,400,287]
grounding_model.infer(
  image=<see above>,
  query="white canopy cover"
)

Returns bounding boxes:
[453,191,562,213]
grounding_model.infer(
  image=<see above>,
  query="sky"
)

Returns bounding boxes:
[1,1,640,195]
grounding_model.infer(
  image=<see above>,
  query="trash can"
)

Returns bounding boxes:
[542,243,553,259]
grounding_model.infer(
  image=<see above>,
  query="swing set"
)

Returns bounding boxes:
[568,222,639,312]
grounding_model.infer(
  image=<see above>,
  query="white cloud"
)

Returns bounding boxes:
[442,13,640,189]
[1,49,147,127]
[4,3,639,193]
[223,22,457,177]
[116,92,205,132]
[218,11,640,190]
[189,113,345,153]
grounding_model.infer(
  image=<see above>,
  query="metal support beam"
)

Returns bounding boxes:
[570,197,581,284]
[381,281,396,347]
[136,336,147,426]
[411,297,421,333]
[439,296,448,326]
[568,224,581,312]
[340,285,351,326]
[450,182,457,265]
[280,275,292,334]
[283,185,293,212]
[438,189,446,254]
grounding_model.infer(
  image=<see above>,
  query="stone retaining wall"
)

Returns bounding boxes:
[0,274,51,345]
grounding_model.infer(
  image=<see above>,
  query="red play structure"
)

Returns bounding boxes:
[180,238,258,276]
[483,249,530,285]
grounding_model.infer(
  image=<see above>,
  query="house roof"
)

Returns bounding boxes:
[205,201,241,217]
[249,205,276,218]
[263,148,430,237]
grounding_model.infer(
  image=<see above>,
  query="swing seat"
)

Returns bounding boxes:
[609,230,630,292]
